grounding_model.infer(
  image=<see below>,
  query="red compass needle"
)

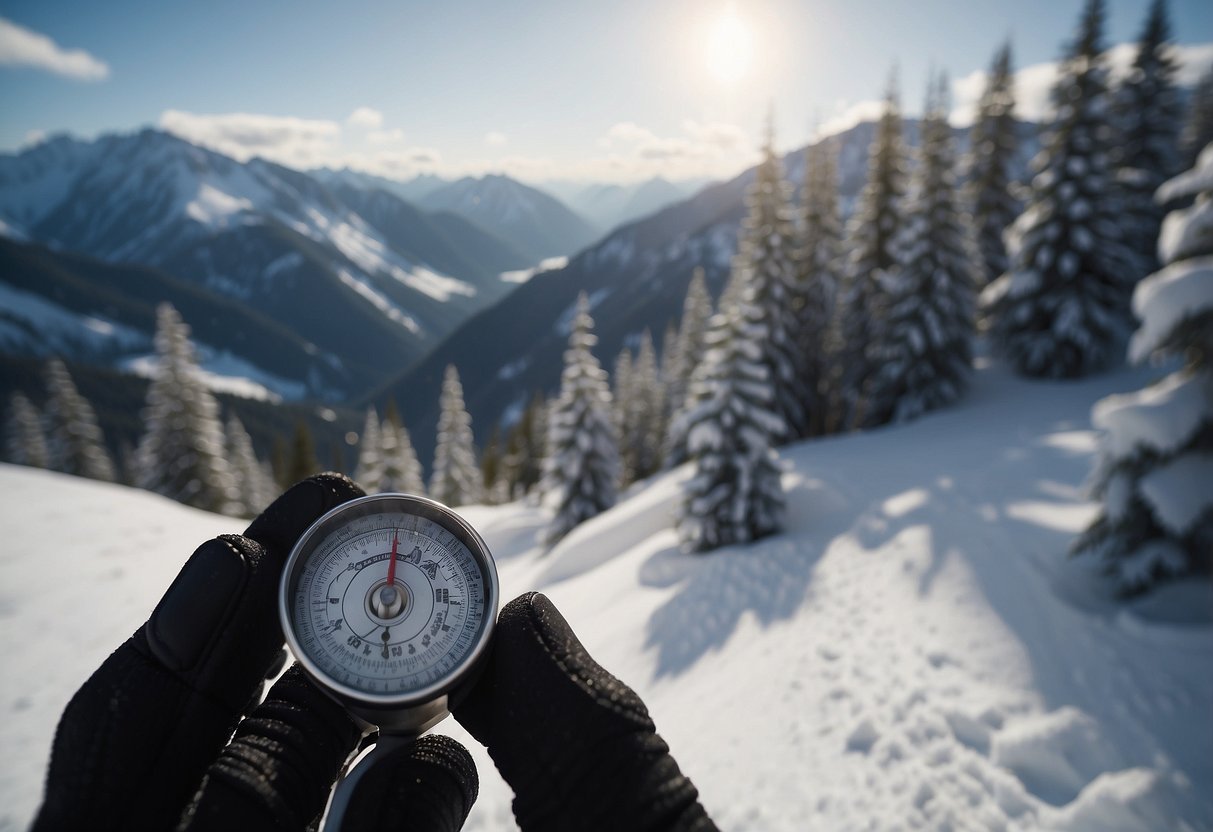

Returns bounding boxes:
[387,532,399,587]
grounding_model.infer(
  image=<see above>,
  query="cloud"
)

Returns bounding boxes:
[0,17,109,81]
[346,107,383,129]
[484,131,508,146]
[815,100,885,139]
[367,128,405,145]
[681,119,748,152]
[951,41,1213,127]
[159,110,341,167]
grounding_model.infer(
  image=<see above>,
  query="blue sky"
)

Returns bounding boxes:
[1,0,1211,184]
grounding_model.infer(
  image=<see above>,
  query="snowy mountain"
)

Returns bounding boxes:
[0,237,349,401]
[3,358,1210,831]
[419,174,600,262]
[0,130,531,399]
[311,167,451,205]
[373,118,1039,464]
[563,176,695,234]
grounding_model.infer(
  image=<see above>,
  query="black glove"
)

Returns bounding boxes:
[454,592,719,832]
[33,474,478,832]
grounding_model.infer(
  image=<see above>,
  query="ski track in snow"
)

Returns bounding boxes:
[2,361,1211,831]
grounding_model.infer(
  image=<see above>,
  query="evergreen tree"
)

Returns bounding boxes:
[735,116,809,440]
[1180,67,1213,169]
[622,330,665,482]
[480,427,503,504]
[796,138,844,437]
[134,306,233,510]
[1113,0,1182,274]
[966,40,1020,288]
[500,391,547,500]
[4,392,49,469]
[612,345,634,451]
[355,406,384,492]
[659,321,679,392]
[43,359,116,482]
[285,421,321,488]
[840,72,907,426]
[380,401,426,495]
[983,0,1137,378]
[866,73,978,425]
[544,293,620,545]
[675,277,785,552]
[226,414,274,517]
[1074,145,1213,591]
[429,365,481,506]
[666,268,714,422]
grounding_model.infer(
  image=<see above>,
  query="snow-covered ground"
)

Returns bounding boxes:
[2,359,1211,831]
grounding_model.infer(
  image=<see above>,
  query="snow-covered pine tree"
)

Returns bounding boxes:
[380,401,426,495]
[660,321,679,390]
[543,293,620,545]
[225,414,274,517]
[675,274,785,552]
[735,116,809,440]
[1113,0,1182,274]
[840,72,907,427]
[4,392,49,469]
[865,72,978,425]
[796,137,844,437]
[354,406,384,492]
[666,267,714,421]
[983,0,1138,378]
[612,344,634,454]
[429,365,481,506]
[966,40,1020,288]
[134,306,235,511]
[1073,144,1213,591]
[1180,67,1213,169]
[626,330,665,481]
[44,358,115,482]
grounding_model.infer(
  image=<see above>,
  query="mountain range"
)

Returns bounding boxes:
[417,174,601,263]
[0,130,541,400]
[0,117,1039,469]
[370,118,1040,468]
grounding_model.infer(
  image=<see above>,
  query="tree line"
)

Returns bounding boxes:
[3,0,1208,588]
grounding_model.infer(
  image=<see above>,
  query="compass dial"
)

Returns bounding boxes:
[280,494,497,712]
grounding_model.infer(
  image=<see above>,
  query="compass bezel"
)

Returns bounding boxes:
[279,492,499,715]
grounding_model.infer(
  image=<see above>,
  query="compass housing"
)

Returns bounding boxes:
[279,493,499,733]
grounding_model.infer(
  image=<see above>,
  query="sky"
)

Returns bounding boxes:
[1,0,1212,186]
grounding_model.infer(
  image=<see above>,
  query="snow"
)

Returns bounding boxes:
[1156,197,1213,266]
[3,361,1212,831]
[390,265,476,303]
[1156,144,1213,204]
[1139,452,1213,536]
[337,269,423,335]
[124,349,307,403]
[1091,370,1210,459]
[0,282,146,356]
[184,182,255,226]
[1128,257,1213,363]
[499,255,568,284]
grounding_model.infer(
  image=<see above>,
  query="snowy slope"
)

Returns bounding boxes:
[3,360,1211,831]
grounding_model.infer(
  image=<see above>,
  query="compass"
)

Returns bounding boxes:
[279,493,499,734]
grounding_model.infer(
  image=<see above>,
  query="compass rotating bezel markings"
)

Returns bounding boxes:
[279,493,499,714]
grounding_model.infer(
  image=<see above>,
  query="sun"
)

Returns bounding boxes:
[705,6,753,86]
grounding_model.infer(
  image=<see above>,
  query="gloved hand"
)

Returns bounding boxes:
[32,473,477,832]
[454,591,719,832]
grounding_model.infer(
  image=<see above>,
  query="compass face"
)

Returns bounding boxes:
[280,494,497,707]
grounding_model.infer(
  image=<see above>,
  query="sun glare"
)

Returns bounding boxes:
[705,7,752,86]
